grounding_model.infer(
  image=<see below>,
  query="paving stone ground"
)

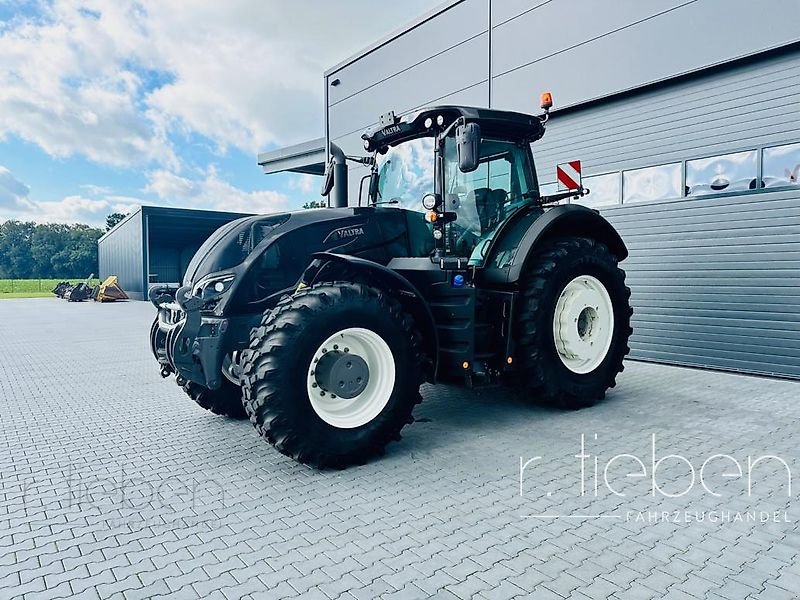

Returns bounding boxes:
[1,298,799,599]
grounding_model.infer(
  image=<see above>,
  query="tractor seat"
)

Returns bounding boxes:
[471,187,507,234]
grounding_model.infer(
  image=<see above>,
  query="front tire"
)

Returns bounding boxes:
[151,317,247,418]
[181,379,247,419]
[240,282,423,469]
[515,237,632,409]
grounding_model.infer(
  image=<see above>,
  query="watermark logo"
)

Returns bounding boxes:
[518,434,793,523]
[9,464,228,530]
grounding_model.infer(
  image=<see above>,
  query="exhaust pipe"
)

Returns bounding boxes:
[330,142,348,208]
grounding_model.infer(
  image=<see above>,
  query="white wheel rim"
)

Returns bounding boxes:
[221,352,241,385]
[306,327,395,429]
[552,275,615,374]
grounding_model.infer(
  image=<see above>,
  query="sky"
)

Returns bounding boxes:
[0,0,439,227]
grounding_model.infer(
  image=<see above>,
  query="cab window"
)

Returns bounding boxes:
[375,137,434,212]
[443,137,536,262]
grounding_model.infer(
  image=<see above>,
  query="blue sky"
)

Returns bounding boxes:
[0,0,437,227]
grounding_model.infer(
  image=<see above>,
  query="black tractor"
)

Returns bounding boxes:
[150,97,632,468]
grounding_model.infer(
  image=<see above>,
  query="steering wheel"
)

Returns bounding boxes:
[452,223,479,255]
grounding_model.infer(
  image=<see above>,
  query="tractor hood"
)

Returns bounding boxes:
[184,207,370,287]
[182,212,288,287]
[181,206,425,314]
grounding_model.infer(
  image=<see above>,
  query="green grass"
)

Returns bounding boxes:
[0,278,101,299]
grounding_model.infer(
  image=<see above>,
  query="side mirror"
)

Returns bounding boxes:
[456,122,481,173]
[320,158,334,196]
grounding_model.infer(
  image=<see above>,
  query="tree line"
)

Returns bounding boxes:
[0,219,106,279]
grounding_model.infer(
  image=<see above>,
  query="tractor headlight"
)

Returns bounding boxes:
[194,274,236,303]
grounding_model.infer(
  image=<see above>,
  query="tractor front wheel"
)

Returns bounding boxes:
[515,237,632,409]
[152,317,247,418]
[181,378,247,419]
[240,282,423,468]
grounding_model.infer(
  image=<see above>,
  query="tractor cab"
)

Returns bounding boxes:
[359,105,552,267]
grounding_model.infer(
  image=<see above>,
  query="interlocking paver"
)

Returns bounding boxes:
[1,299,799,600]
[94,573,144,598]
[348,578,395,600]
[9,575,46,597]
[25,579,73,600]
[69,568,116,595]
[752,583,797,599]
[770,568,800,592]
[0,571,21,591]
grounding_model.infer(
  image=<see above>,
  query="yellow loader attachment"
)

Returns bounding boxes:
[95,276,129,302]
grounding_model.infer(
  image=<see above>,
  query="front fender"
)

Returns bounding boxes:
[301,252,439,381]
[479,204,628,285]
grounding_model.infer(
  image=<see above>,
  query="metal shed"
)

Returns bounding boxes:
[97,206,252,300]
[258,0,800,379]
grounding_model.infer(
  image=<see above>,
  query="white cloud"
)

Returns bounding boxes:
[80,184,113,195]
[0,166,34,210]
[0,164,138,226]
[0,2,177,168]
[0,0,439,168]
[34,194,114,223]
[144,170,199,199]
[0,162,287,226]
[290,174,317,194]
[144,167,288,214]
[1,192,122,226]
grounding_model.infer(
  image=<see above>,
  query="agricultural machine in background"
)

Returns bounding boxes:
[150,94,633,468]
[53,275,129,302]
[52,274,96,302]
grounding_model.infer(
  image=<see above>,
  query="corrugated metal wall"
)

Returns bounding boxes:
[600,191,800,379]
[97,209,144,300]
[534,50,800,379]
[533,51,800,178]
[490,0,800,114]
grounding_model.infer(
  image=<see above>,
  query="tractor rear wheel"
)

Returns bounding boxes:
[240,282,423,469]
[515,237,632,409]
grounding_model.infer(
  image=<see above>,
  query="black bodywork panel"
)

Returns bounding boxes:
[479,204,628,286]
[184,207,434,316]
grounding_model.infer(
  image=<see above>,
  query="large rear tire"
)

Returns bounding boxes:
[240,282,423,469]
[514,237,632,409]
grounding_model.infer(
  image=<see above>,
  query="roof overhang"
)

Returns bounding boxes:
[257,137,326,175]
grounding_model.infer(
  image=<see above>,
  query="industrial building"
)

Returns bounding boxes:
[258,0,800,379]
[98,206,251,300]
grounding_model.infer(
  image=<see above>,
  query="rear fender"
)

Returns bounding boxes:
[480,204,627,285]
[301,252,439,381]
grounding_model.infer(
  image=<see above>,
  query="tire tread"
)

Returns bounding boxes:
[241,281,424,468]
[516,236,632,409]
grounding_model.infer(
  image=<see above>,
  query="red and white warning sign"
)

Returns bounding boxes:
[557,160,582,191]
